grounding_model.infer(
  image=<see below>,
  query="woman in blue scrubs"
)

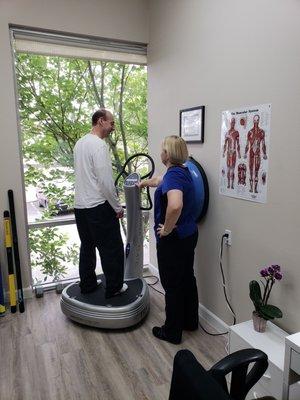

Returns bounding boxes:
[140,136,199,344]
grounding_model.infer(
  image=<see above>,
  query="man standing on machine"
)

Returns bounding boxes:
[222,117,241,189]
[74,109,127,298]
[244,114,267,193]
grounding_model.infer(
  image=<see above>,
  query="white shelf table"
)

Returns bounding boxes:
[230,320,300,399]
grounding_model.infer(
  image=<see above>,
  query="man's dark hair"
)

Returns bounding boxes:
[92,109,107,126]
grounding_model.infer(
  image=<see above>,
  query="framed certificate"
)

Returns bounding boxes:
[179,106,205,143]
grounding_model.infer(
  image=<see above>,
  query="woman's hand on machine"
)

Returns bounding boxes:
[137,176,163,189]
[136,180,149,189]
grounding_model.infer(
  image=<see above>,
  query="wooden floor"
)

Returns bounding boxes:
[0,281,226,400]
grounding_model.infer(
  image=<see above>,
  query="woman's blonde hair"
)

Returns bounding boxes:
[162,135,189,165]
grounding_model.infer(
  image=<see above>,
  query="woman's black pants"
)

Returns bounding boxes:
[74,202,124,297]
[157,231,199,341]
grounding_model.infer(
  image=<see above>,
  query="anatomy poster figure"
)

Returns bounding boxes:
[238,163,247,185]
[219,104,271,203]
[244,114,267,194]
[222,117,241,189]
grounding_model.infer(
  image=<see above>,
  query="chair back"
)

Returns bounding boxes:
[169,350,232,400]
[209,348,268,400]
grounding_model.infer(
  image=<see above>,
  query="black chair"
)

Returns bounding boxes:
[169,348,270,400]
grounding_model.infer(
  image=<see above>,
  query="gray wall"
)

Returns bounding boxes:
[0,0,149,291]
[148,0,300,333]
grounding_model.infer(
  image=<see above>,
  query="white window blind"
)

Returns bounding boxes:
[12,26,147,65]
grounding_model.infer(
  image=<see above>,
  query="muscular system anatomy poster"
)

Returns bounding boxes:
[219,104,271,203]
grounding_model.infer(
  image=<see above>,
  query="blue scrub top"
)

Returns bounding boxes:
[154,166,198,240]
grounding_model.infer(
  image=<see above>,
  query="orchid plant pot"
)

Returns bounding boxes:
[249,264,283,334]
[252,311,267,333]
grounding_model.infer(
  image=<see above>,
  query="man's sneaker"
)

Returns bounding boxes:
[105,283,128,298]
[113,283,128,295]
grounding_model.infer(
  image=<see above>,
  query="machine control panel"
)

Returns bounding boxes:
[124,172,140,187]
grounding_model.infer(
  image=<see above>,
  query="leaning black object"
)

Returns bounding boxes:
[8,190,25,313]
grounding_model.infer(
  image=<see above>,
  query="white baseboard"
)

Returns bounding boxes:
[23,286,33,299]
[4,286,33,302]
[146,262,158,273]
[198,303,229,333]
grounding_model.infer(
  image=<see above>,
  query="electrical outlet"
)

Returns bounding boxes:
[225,229,232,246]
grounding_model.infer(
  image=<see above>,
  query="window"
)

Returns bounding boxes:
[11,27,149,288]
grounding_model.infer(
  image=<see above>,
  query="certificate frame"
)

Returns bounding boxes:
[179,105,205,143]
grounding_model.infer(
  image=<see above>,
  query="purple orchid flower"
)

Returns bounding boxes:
[272,264,281,272]
[268,265,275,275]
[260,268,269,277]
[274,271,283,280]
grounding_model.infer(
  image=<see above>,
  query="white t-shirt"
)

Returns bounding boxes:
[74,133,122,212]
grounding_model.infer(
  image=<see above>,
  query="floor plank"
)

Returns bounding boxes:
[0,280,227,400]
